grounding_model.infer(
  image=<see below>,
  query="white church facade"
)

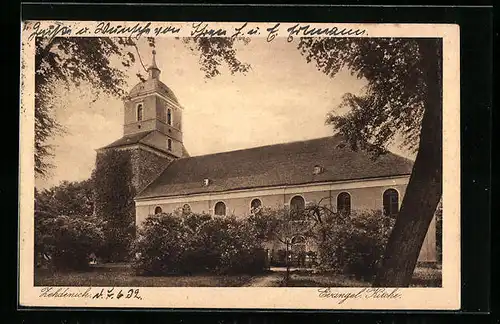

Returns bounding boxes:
[98,51,437,264]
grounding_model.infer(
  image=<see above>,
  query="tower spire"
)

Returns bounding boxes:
[147,49,161,80]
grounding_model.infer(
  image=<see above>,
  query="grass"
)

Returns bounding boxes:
[34,264,442,288]
[410,265,442,287]
[280,270,370,287]
[34,265,257,287]
[280,265,442,287]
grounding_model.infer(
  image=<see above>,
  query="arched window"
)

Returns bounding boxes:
[337,192,351,215]
[167,108,172,125]
[167,138,172,151]
[383,189,399,217]
[214,202,226,216]
[154,206,162,214]
[137,104,143,122]
[291,235,306,245]
[182,204,191,216]
[250,198,262,214]
[290,195,305,211]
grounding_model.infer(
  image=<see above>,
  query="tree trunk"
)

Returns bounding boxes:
[373,39,443,287]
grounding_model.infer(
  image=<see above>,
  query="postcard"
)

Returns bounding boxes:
[19,21,460,310]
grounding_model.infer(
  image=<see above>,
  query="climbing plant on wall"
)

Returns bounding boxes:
[93,149,136,262]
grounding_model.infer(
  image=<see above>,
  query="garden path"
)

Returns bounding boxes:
[244,272,283,287]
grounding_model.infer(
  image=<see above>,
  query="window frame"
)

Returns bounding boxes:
[136,103,144,122]
[167,138,172,151]
[336,191,352,215]
[289,195,306,212]
[214,201,227,216]
[383,188,400,217]
[182,203,191,216]
[166,108,173,126]
[250,198,263,214]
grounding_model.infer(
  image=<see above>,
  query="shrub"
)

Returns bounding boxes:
[318,210,394,281]
[132,213,267,276]
[132,213,189,275]
[35,214,105,271]
[205,217,267,274]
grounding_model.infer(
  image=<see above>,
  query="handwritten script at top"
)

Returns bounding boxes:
[25,21,367,43]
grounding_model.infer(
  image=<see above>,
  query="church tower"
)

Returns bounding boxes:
[97,50,189,194]
[123,50,186,158]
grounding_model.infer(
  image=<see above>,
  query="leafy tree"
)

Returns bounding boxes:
[34,179,94,218]
[35,214,104,271]
[34,182,103,270]
[34,37,132,176]
[298,37,443,286]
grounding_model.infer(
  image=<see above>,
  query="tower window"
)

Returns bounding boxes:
[137,104,143,122]
[214,202,226,216]
[337,192,351,215]
[167,138,172,151]
[383,189,399,217]
[167,108,172,126]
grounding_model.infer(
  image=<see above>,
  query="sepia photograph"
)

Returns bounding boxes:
[19,21,460,309]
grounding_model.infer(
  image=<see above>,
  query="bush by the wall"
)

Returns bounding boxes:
[132,213,267,276]
[318,210,394,280]
[132,213,189,275]
[204,217,267,274]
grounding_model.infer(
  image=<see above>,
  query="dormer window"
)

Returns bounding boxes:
[137,104,143,122]
[203,178,210,186]
[313,165,324,175]
[167,108,172,126]
[167,138,172,151]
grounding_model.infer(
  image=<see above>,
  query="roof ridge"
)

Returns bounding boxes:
[177,135,343,161]
[134,130,156,139]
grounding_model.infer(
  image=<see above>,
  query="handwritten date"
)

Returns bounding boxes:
[92,288,142,300]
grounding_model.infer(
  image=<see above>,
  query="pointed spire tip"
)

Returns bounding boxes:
[148,49,160,79]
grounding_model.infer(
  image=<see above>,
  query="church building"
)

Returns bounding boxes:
[97,51,437,263]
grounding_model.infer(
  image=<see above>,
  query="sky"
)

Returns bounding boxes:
[35,37,415,190]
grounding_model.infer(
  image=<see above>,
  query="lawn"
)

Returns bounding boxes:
[281,265,442,287]
[280,270,370,287]
[410,265,442,287]
[34,264,259,287]
[34,264,442,288]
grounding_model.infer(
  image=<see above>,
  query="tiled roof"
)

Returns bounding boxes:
[99,131,153,150]
[135,135,414,199]
[129,79,179,104]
